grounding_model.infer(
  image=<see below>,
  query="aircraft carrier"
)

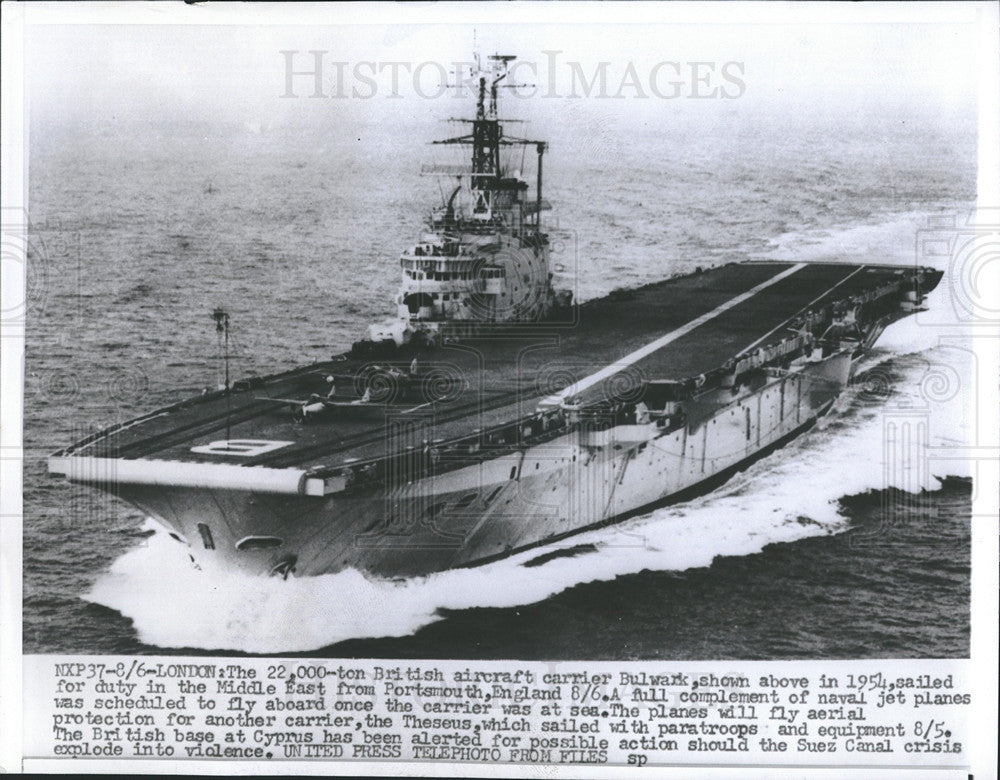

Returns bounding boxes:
[49,53,942,579]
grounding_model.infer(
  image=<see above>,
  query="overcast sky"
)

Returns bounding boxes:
[23,5,983,126]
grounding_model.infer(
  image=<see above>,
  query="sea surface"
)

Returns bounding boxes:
[23,95,976,657]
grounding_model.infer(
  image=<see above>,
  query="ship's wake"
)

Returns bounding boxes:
[85,209,976,652]
[84,340,971,654]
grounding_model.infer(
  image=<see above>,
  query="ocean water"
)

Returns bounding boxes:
[23,97,976,657]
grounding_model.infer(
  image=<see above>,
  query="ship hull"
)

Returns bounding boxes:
[116,350,851,578]
[49,261,943,579]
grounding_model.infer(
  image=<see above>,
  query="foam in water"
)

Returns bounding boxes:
[84,210,975,652]
[752,208,968,268]
[83,343,969,653]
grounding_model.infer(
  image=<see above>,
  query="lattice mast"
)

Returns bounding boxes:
[433,53,546,234]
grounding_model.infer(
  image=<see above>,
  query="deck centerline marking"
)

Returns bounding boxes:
[738,265,867,355]
[537,263,809,408]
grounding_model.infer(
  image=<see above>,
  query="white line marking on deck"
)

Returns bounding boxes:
[537,263,809,409]
[739,265,866,355]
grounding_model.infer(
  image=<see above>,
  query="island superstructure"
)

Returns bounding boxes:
[49,53,943,578]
